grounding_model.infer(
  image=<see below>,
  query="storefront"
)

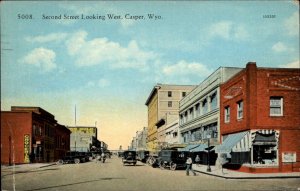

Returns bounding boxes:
[216,130,282,172]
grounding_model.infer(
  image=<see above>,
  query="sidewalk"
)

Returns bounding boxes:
[192,164,300,179]
[1,163,57,173]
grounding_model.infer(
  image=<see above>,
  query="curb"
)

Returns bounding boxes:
[195,170,300,179]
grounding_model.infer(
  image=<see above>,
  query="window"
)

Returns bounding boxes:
[189,108,194,120]
[270,97,283,116]
[225,106,230,123]
[202,99,208,114]
[210,92,217,110]
[195,103,200,117]
[182,92,186,97]
[168,101,172,107]
[168,91,172,97]
[180,114,184,125]
[237,100,243,119]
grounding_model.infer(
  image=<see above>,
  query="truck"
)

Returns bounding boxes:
[56,151,87,164]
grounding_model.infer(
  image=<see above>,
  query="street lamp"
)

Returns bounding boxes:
[207,133,211,172]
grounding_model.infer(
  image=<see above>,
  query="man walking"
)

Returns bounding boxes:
[186,157,196,176]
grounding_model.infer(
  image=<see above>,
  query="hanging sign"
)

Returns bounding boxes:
[24,134,30,163]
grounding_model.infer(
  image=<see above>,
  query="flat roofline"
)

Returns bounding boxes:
[145,83,197,106]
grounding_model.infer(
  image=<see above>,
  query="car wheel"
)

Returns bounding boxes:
[56,159,64,165]
[74,158,80,164]
[170,162,177,171]
[133,162,136,166]
[159,161,166,170]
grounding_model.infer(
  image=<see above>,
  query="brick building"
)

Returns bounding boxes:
[1,106,70,164]
[216,62,300,173]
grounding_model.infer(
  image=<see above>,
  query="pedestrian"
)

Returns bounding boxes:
[186,157,196,176]
[195,155,200,166]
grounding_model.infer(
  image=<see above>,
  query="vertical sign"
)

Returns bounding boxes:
[24,134,30,163]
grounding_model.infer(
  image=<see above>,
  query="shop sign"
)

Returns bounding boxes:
[24,134,30,163]
[282,152,296,163]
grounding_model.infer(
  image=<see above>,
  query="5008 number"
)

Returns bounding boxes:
[18,14,33,19]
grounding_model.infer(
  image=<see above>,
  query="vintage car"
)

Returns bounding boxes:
[56,151,87,164]
[122,150,137,166]
[157,149,189,170]
[137,150,149,163]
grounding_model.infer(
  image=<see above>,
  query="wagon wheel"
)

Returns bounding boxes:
[170,162,177,171]
[74,158,80,164]
[159,161,166,170]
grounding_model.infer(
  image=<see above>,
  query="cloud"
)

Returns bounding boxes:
[65,30,157,70]
[279,60,300,68]
[121,19,135,28]
[162,60,213,77]
[207,21,249,41]
[272,42,288,52]
[25,33,67,43]
[98,78,110,87]
[20,47,57,72]
[284,11,299,36]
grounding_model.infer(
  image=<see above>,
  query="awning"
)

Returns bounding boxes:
[178,144,200,151]
[190,144,207,152]
[155,118,165,128]
[215,131,248,153]
[254,133,276,142]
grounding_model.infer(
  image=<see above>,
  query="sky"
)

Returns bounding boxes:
[1,1,299,150]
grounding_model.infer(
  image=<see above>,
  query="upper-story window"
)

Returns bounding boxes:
[202,99,208,114]
[168,91,172,97]
[180,114,183,125]
[270,97,283,116]
[225,106,230,123]
[210,92,217,110]
[182,92,186,97]
[189,108,194,120]
[168,101,172,107]
[237,100,243,119]
[195,103,200,117]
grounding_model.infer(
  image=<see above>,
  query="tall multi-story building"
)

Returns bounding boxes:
[145,84,196,153]
[1,106,70,164]
[136,127,148,151]
[216,62,300,173]
[179,67,242,147]
[67,126,98,152]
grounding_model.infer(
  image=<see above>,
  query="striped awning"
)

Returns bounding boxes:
[215,131,248,153]
[178,144,200,151]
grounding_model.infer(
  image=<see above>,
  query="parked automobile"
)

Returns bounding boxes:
[157,149,189,170]
[137,150,149,163]
[122,150,137,166]
[79,152,92,162]
[56,151,87,164]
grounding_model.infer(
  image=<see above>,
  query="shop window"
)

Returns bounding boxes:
[225,106,230,123]
[253,145,278,165]
[253,133,278,165]
[237,100,243,119]
[270,97,283,116]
